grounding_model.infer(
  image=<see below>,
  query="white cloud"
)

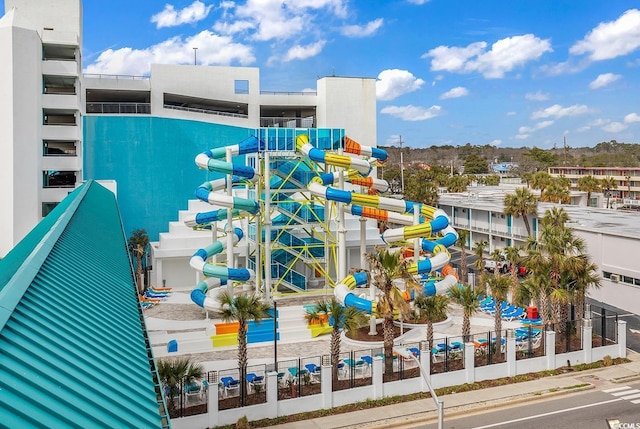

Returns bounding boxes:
[602,122,627,133]
[525,91,550,101]
[376,69,425,101]
[380,105,443,121]
[440,86,468,99]
[151,1,213,29]
[488,139,502,146]
[589,73,622,89]
[218,0,347,42]
[84,31,255,75]
[424,42,487,73]
[518,120,554,134]
[577,118,608,132]
[515,134,530,140]
[570,9,640,61]
[281,40,326,62]
[506,111,517,116]
[407,0,431,4]
[624,113,640,123]
[531,104,591,120]
[424,34,552,79]
[341,18,383,37]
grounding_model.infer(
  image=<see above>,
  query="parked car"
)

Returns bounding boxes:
[484,257,512,274]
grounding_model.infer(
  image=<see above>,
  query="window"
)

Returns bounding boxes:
[234,80,249,94]
[43,75,76,94]
[43,111,76,126]
[43,170,76,188]
[43,141,77,156]
[42,202,59,217]
[42,44,76,61]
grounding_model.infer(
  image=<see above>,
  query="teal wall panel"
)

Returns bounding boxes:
[84,116,253,242]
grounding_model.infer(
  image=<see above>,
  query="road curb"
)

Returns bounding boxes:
[350,383,596,429]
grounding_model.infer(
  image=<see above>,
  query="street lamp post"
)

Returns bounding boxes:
[193,47,198,65]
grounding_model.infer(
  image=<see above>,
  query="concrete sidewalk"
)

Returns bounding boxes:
[266,350,640,429]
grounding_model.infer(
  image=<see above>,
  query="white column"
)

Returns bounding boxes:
[321,363,332,409]
[264,152,272,300]
[506,329,516,376]
[265,371,278,419]
[226,147,234,294]
[207,376,219,428]
[618,320,627,358]
[372,355,384,399]
[545,330,556,370]
[464,342,475,383]
[582,319,593,364]
[419,345,431,392]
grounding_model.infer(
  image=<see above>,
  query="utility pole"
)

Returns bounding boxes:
[399,135,405,193]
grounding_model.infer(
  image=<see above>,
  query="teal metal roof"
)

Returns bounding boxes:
[0,181,169,428]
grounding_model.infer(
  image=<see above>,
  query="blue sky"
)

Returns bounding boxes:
[7,1,640,149]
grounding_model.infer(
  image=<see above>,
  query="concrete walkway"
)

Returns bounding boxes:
[265,350,640,429]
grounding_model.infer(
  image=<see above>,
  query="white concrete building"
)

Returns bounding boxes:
[0,0,83,257]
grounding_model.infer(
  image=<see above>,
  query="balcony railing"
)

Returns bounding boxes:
[260,117,315,128]
[86,102,151,114]
[163,104,248,119]
[83,73,150,80]
[260,90,316,96]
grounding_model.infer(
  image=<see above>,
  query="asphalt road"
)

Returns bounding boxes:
[419,381,640,429]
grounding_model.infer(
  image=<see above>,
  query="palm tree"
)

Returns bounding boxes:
[569,256,601,322]
[577,175,601,207]
[128,229,149,294]
[473,240,488,274]
[530,171,552,194]
[446,175,469,193]
[523,207,600,333]
[483,273,511,353]
[540,182,570,204]
[218,291,271,403]
[503,187,538,237]
[306,298,368,382]
[414,294,450,358]
[456,229,470,282]
[447,284,481,342]
[158,357,204,415]
[503,246,522,302]
[601,176,618,208]
[490,249,504,275]
[366,247,420,374]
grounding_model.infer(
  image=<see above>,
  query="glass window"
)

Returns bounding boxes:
[234,80,249,94]
[43,140,76,156]
[43,170,76,188]
[42,202,59,217]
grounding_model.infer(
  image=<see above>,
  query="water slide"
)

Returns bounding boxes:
[296,134,459,314]
[186,136,263,312]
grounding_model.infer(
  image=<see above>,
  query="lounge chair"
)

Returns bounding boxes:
[305,363,321,382]
[246,373,265,392]
[343,358,367,377]
[502,307,526,321]
[360,355,373,366]
[220,376,239,397]
[184,380,201,400]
